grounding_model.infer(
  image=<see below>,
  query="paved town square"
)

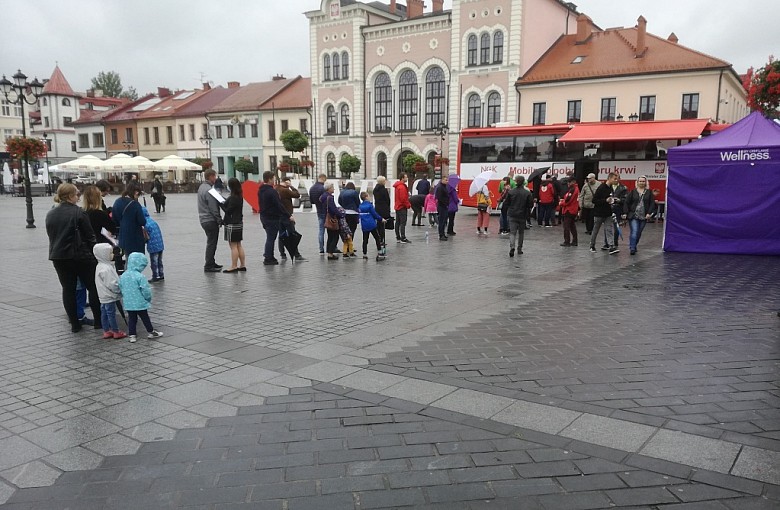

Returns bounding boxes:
[0,193,778,509]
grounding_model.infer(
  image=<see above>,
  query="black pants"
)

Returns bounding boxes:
[201,221,220,268]
[52,258,102,328]
[326,228,340,254]
[377,221,387,246]
[395,208,408,240]
[437,206,449,238]
[345,215,359,240]
[447,212,456,234]
[128,310,153,336]
[152,195,162,213]
[563,213,578,245]
[362,228,382,254]
[412,205,423,226]
[581,207,595,233]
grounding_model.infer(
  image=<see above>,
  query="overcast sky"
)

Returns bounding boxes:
[0,0,776,96]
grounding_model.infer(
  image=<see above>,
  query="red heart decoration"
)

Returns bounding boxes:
[242,180,260,213]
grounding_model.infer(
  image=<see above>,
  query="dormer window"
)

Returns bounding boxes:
[571,56,586,64]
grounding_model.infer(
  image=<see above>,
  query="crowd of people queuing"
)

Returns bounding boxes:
[45,167,658,336]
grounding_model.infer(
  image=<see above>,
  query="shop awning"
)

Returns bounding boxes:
[558,119,711,142]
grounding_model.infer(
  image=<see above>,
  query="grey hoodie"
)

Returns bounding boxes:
[93,243,121,304]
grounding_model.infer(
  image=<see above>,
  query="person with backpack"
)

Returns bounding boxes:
[475,184,493,235]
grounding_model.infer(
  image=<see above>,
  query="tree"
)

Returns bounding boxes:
[90,71,124,98]
[743,56,780,119]
[339,154,361,176]
[402,153,426,173]
[233,159,257,180]
[280,129,309,154]
[120,86,139,101]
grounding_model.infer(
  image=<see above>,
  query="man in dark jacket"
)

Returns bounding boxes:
[504,175,533,256]
[434,175,450,240]
[373,175,391,245]
[258,171,288,265]
[415,178,430,198]
[609,176,628,247]
[276,177,305,261]
[589,172,619,255]
[308,174,327,254]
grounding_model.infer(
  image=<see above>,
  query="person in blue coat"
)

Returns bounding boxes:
[338,182,361,250]
[142,207,165,282]
[118,252,163,343]
[112,182,147,258]
[358,192,385,259]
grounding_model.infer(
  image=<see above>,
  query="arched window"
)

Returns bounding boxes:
[425,66,445,130]
[493,32,504,63]
[377,152,387,177]
[326,153,336,178]
[398,70,418,131]
[323,54,331,81]
[480,33,490,64]
[487,92,501,125]
[341,51,349,79]
[467,93,481,128]
[340,104,350,134]
[332,53,340,80]
[467,35,478,66]
[427,151,437,167]
[62,98,71,107]
[326,105,336,134]
[374,72,392,132]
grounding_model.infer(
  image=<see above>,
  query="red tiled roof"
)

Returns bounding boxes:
[79,96,128,108]
[174,86,241,117]
[518,25,731,85]
[259,78,312,110]
[102,94,159,123]
[208,79,295,114]
[136,89,209,119]
[42,66,76,96]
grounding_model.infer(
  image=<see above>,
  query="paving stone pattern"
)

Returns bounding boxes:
[0,194,778,508]
[3,386,777,509]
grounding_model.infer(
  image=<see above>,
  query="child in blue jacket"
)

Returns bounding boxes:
[142,207,165,282]
[358,192,385,259]
[119,252,163,343]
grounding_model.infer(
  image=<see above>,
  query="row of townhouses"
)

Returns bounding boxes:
[1,0,748,181]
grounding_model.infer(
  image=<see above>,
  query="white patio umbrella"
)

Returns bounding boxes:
[101,153,134,173]
[58,155,105,172]
[152,155,202,172]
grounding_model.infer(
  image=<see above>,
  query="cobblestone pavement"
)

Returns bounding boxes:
[0,193,778,508]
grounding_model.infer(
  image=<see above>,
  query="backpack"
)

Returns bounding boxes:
[476,191,490,211]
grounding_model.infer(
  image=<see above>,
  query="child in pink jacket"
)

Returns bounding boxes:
[424,191,438,227]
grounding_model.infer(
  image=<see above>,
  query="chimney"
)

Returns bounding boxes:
[667,32,678,44]
[227,81,240,89]
[86,89,94,98]
[406,0,424,19]
[272,74,286,81]
[575,14,592,44]
[157,87,172,98]
[202,82,211,91]
[432,0,443,12]
[389,0,396,14]
[635,15,647,57]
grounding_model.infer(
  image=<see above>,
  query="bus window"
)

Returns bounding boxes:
[514,135,555,162]
[460,136,514,163]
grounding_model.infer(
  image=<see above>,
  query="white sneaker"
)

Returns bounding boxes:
[148,330,164,339]
[128,335,137,343]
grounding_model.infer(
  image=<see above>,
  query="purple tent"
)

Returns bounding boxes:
[664,112,780,255]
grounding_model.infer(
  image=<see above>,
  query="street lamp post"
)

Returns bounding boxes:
[0,70,44,228]
[433,122,449,181]
[199,133,213,160]
[302,129,312,178]
[42,132,51,195]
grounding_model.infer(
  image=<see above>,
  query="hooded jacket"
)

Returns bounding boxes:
[142,207,165,253]
[393,180,411,210]
[93,243,121,304]
[112,196,147,255]
[119,252,152,311]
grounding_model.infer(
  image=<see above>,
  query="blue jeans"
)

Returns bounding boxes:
[261,217,280,260]
[317,214,325,253]
[538,203,554,226]
[76,277,86,319]
[629,218,647,252]
[101,302,119,332]
[499,210,509,232]
[149,251,164,278]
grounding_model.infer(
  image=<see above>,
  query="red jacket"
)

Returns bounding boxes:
[537,183,556,204]
[393,180,411,210]
[560,185,580,215]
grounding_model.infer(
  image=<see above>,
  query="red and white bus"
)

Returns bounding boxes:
[455,119,727,207]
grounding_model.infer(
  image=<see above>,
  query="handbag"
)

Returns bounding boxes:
[384,216,395,230]
[142,226,150,242]
[325,213,339,231]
